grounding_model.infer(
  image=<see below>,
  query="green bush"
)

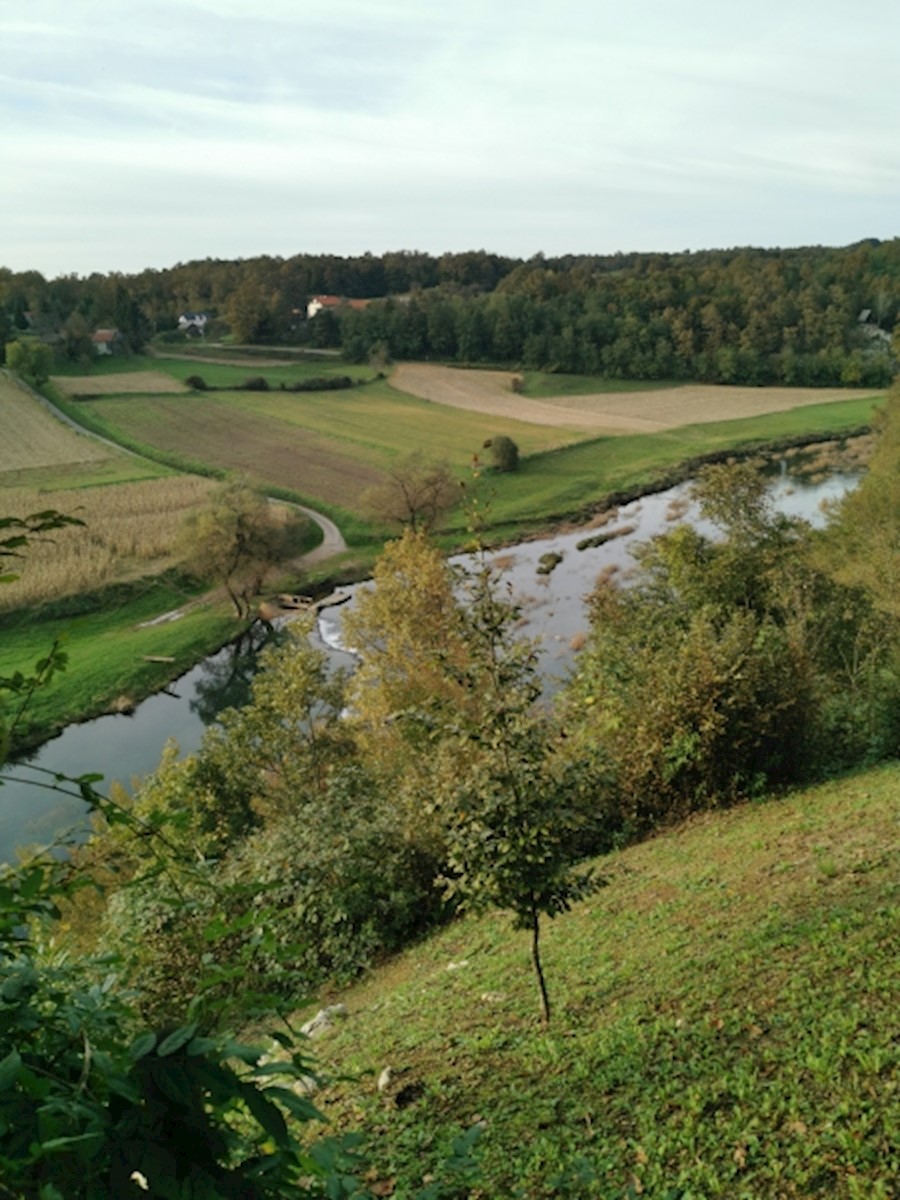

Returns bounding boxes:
[483,434,519,472]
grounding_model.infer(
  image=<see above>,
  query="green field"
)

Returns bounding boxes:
[55,377,580,517]
[0,581,242,750]
[302,761,899,1198]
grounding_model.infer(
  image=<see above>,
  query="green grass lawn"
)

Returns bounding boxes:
[51,354,374,390]
[0,582,242,751]
[301,761,899,1198]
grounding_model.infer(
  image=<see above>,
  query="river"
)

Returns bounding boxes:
[0,457,859,863]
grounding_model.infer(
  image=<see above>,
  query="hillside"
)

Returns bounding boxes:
[298,763,899,1198]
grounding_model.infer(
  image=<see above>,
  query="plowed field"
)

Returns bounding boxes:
[390,364,876,433]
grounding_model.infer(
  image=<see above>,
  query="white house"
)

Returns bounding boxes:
[177,312,209,335]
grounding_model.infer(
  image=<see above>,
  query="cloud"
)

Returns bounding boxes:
[1,0,898,275]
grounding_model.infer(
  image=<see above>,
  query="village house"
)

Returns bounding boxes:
[306,295,371,319]
[91,328,124,356]
[177,311,210,336]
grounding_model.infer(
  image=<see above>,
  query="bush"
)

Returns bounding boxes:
[241,375,270,391]
[285,375,354,392]
[483,434,520,472]
[184,373,207,390]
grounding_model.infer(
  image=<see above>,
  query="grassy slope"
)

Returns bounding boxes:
[303,764,899,1199]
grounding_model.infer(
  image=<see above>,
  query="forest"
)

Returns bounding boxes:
[2,238,898,386]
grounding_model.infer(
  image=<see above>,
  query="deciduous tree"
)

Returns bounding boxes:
[178,480,308,618]
[361,451,459,532]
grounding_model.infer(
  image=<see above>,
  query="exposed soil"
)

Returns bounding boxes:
[390,364,877,434]
[90,395,384,508]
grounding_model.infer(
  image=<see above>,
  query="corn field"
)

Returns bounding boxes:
[1,475,217,610]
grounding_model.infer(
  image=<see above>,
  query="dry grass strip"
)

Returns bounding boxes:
[52,371,188,397]
[390,364,876,434]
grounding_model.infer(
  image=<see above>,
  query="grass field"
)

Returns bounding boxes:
[301,761,899,1198]
[0,580,242,750]
[61,379,579,513]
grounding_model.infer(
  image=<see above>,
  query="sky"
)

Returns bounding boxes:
[2,0,898,278]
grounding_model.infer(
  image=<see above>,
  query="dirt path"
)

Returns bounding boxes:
[390,363,877,434]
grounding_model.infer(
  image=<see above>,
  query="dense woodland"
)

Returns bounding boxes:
[3,239,899,386]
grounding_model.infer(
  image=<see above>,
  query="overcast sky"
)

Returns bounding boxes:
[2,0,898,278]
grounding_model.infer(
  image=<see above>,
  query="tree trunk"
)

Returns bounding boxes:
[530,906,551,1026]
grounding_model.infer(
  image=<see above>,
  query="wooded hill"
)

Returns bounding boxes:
[3,239,898,386]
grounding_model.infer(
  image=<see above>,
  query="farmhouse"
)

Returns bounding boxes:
[306,294,372,319]
[178,311,209,335]
[91,328,124,356]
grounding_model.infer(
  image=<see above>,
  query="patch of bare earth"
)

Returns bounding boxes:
[96,396,383,508]
[53,371,189,397]
[390,364,875,434]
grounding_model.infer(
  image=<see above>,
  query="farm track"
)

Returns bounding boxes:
[390,363,878,433]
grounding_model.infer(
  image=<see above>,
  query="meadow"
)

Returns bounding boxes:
[302,761,899,1198]
[0,582,242,749]
[3,355,884,743]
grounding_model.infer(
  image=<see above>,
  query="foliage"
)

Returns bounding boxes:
[5,337,53,385]
[342,529,470,772]
[482,433,519,472]
[185,373,208,390]
[0,517,372,1198]
[428,558,602,1024]
[818,385,900,620]
[178,480,308,618]
[360,452,460,533]
[559,457,900,824]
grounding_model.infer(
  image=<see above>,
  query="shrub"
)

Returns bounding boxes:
[184,373,207,390]
[483,434,520,472]
[241,375,270,391]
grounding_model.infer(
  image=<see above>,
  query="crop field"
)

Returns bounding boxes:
[392,363,882,434]
[40,357,886,536]
[0,374,117,474]
[0,476,217,611]
[69,378,577,511]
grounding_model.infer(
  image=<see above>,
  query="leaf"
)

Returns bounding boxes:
[129,1032,158,1060]
[240,1081,289,1147]
[0,1049,22,1090]
[157,1023,198,1056]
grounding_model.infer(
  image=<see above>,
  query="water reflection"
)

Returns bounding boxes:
[0,624,284,863]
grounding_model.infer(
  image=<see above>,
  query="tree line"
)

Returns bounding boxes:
[2,240,898,385]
